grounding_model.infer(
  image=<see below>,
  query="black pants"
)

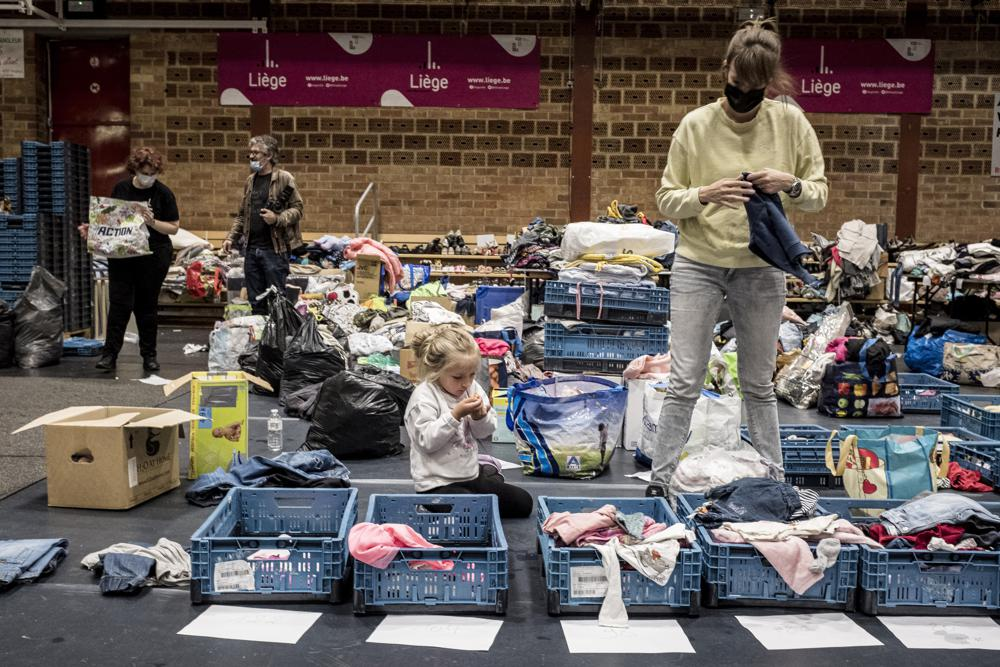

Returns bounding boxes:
[104,244,171,358]
[245,246,290,315]
[421,465,534,519]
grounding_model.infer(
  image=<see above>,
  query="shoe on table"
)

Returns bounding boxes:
[95,354,116,371]
[142,356,160,372]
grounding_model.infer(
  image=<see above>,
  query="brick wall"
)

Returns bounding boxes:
[2,0,998,242]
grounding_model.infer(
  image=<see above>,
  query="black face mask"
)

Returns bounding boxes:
[724,83,765,113]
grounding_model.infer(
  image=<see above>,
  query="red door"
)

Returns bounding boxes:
[49,39,130,197]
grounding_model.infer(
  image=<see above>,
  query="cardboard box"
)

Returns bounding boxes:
[492,389,515,444]
[14,406,200,509]
[867,259,891,301]
[398,348,419,382]
[164,372,273,479]
[355,254,383,299]
[404,321,433,347]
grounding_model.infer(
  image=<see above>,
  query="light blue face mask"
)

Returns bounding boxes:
[135,173,156,187]
[250,160,263,173]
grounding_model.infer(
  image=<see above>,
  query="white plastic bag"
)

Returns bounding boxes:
[348,332,394,356]
[639,384,742,461]
[561,221,676,261]
[208,325,254,372]
[88,196,152,258]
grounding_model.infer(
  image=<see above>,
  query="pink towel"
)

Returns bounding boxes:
[577,519,668,546]
[477,338,511,358]
[348,523,454,571]
[542,504,618,545]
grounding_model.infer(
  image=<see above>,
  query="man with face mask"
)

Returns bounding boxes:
[223,135,304,314]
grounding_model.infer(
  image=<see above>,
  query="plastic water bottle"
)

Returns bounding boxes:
[267,409,283,453]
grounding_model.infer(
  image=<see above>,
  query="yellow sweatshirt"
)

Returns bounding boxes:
[655,98,828,268]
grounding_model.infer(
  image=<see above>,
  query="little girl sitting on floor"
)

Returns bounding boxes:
[404,324,533,518]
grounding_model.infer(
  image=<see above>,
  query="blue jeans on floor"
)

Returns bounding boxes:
[0,538,69,587]
[245,246,290,315]
[651,255,786,488]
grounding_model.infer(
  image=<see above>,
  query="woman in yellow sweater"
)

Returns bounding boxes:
[648,19,828,501]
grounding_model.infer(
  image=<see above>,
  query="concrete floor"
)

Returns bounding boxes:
[1,328,999,666]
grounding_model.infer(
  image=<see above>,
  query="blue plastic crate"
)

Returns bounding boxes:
[0,289,23,306]
[0,265,34,283]
[0,214,38,231]
[899,373,960,413]
[189,487,358,604]
[543,281,670,325]
[475,285,524,324]
[537,496,701,616]
[544,321,669,373]
[678,493,859,609]
[62,337,104,357]
[941,394,1000,440]
[353,494,509,615]
[816,497,1000,615]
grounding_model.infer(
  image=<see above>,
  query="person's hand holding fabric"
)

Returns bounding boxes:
[697,177,754,208]
[746,168,796,194]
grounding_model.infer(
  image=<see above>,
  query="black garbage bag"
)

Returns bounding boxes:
[0,300,15,369]
[254,294,303,396]
[280,315,347,407]
[283,381,324,419]
[238,340,260,376]
[303,367,414,459]
[14,267,67,369]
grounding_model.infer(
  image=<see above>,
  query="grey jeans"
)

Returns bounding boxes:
[651,255,786,487]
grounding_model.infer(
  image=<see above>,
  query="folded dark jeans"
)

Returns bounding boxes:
[99,553,156,594]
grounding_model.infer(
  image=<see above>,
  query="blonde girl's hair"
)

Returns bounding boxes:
[724,18,794,97]
[411,324,480,382]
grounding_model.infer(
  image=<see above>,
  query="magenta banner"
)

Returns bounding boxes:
[783,39,934,114]
[217,33,540,109]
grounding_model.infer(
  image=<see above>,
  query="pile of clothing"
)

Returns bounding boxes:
[556,254,662,287]
[291,235,352,267]
[505,217,564,270]
[541,503,695,627]
[814,220,886,301]
[0,538,68,589]
[81,538,190,595]
[860,494,1000,551]
[776,303,853,409]
[691,478,881,595]
[596,200,649,225]
[185,450,350,507]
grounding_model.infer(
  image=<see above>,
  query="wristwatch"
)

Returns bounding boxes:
[786,177,802,198]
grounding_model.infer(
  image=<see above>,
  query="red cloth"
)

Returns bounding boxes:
[947,461,993,493]
[476,338,510,358]
[866,523,966,550]
[186,261,207,298]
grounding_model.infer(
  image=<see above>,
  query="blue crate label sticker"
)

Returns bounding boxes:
[213,559,255,592]
[571,566,608,598]
[566,456,581,472]
[198,406,212,429]
[247,549,291,561]
[917,390,939,397]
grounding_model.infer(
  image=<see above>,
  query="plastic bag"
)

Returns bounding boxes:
[904,327,986,378]
[283,381,324,419]
[778,321,803,352]
[254,294,304,395]
[303,367,413,459]
[347,332,394,356]
[87,196,152,258]
[208,324,255,372]
[0,301,14,368]
[507,375,626,479]
[671,446,776,494]
[942,342,1000,386]
[280,316,347,406]
[561,221,675,261]
[776,304,852,409]
[13,267,67,369]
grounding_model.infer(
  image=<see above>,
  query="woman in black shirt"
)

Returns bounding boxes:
[90,147,180,372]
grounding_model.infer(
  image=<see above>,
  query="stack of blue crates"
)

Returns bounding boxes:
[0,142,92,330]
[542,280,670,373]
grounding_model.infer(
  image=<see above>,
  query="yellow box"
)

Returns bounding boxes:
[164,372,272,479]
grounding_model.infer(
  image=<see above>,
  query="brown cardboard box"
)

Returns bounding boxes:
[399,348,420,382]
[867,259,891,301]
[404,321,433,347]
[355,254,383,299]
[14,406,201,510]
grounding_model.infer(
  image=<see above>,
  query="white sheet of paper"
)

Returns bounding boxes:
[135,374,172,386]
[177,605,321,645]
[879,616,1000,650]
[560,619,695,654]
[625,471,652,483]
[366,615,503,652]
[737,613,882,651]
[495,458,521,470]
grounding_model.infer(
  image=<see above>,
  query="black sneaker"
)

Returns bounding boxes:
[142,356,160,372]
[95,354,116,371]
